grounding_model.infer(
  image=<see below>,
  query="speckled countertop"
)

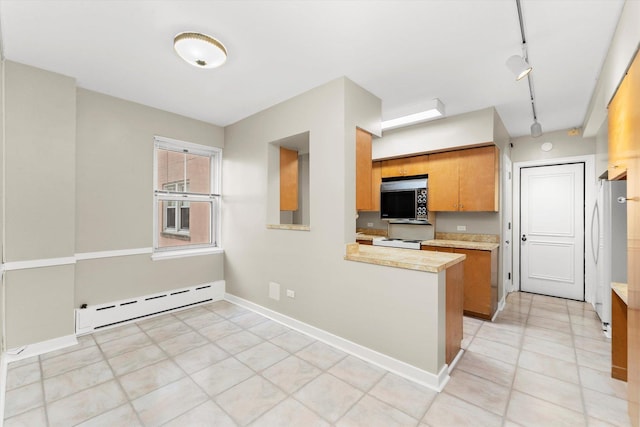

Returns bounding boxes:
[612,282,628,305]
[345,243,465,273]
[421,239,499,251]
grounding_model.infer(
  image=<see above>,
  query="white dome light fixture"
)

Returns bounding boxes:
[174,32,227,69]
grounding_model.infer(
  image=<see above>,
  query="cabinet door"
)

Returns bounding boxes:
[458,146,499,212]
[428,151,459,211]
[380,158,406,178]
[455,249,493,319]
[609,49,640,180]
[421,245,454,252]
[608,70,632,180]
[280,146,298,211]
[404,155,429,176]
[356,128,373,210]
[370,161,382,211]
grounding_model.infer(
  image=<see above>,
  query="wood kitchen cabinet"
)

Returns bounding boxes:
[422,245,498,320]
[381,155,429,178]
[612,287,628,381]
[445,262,464,365]
[608,49,639,180]
[280,146,298,210]
[428,145,499,212]
[356,128,373,210]
[369,161,382,211]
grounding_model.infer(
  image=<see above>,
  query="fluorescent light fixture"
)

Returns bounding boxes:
[174,32,227,69]
[381,99,445,131]
[506,54,532,81]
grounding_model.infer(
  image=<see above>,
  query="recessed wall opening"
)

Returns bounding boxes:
[267,131,310,228]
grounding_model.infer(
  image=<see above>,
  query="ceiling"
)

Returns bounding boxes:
[0,0,624,137]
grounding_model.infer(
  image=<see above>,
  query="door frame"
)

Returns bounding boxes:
[512,155,596,302]
[502,153,513,298]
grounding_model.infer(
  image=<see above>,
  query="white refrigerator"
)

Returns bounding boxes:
[591,179,627,333]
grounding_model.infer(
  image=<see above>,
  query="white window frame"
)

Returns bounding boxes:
[153,136,222,258]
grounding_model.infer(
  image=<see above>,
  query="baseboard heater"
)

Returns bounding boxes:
[75,280,225,335]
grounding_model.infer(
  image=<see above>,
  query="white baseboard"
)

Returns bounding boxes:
[225,293,450,392]
[492,296,507,322]
[5,334,78,364]
[448,349,465,373]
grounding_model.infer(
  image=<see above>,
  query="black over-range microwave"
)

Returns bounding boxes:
[379,175,429,223]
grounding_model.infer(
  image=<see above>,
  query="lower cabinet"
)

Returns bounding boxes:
[422,245,498,320]
[612,289,628,381]
[445,262,464,365]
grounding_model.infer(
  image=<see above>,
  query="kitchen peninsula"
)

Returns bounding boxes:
[345,243,466,367]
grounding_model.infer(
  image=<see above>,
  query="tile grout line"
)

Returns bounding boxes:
[38,353,51,427]
[93,330,146,427]
[568,303,591,426]
[499,294,532,426]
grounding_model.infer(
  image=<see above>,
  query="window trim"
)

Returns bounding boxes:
[153,136,222,254]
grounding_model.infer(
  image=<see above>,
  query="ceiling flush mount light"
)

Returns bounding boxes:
[381,99,445,131]
[506,54,532,81]
[541,142,553,152]
[174,32,227,69]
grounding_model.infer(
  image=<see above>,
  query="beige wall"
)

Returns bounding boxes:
[75,89,225,305]
[1,62,225,348]
[510,129,596,163]
[372,107,495,160]
[5,62,76,262]
[223,77,448,374]
[3,62,77,347]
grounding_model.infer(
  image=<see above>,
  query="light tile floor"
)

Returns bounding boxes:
[3,292,630,426]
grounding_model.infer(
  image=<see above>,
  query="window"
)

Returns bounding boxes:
[154,137,221,253]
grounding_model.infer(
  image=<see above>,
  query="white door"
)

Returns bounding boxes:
[520,163,585,300]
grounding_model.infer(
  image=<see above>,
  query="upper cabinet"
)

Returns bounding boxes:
[356,128,374,211]
[429,145,499,212]
[381,155,429,178]
[280,146,299,211]
[608,49,640,180]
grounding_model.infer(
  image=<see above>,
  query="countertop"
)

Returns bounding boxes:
[345,243,466,273]
[356,234,500,251]
[421,239,500,251]
[612,282,628,305]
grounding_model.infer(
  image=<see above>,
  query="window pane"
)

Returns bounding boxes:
[180,206,190,230]
[157,148,210,194]
[165,206,176,229]
[157,200,211,249]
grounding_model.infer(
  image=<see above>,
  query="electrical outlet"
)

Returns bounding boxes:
[286,289,295,298]
[457,225,467,231]
[367,222,374,227]
[269,282,280,301]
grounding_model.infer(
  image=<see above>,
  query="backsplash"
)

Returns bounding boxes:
[356,211,387,230]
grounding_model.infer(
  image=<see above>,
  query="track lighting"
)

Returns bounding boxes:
[506,55,532,81]
[531,120,542,138]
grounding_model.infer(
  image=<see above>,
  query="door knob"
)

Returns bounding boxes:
[521,235,527,242]
[505,240,510,244]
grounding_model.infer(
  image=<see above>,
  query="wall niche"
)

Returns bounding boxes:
[267,131,310,230]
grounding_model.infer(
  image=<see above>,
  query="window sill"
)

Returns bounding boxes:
[267,224,310,231]
[151,247,224,261]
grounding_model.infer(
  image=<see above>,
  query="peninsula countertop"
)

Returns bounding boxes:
[345,243,465,273]
[421,239,500,251]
